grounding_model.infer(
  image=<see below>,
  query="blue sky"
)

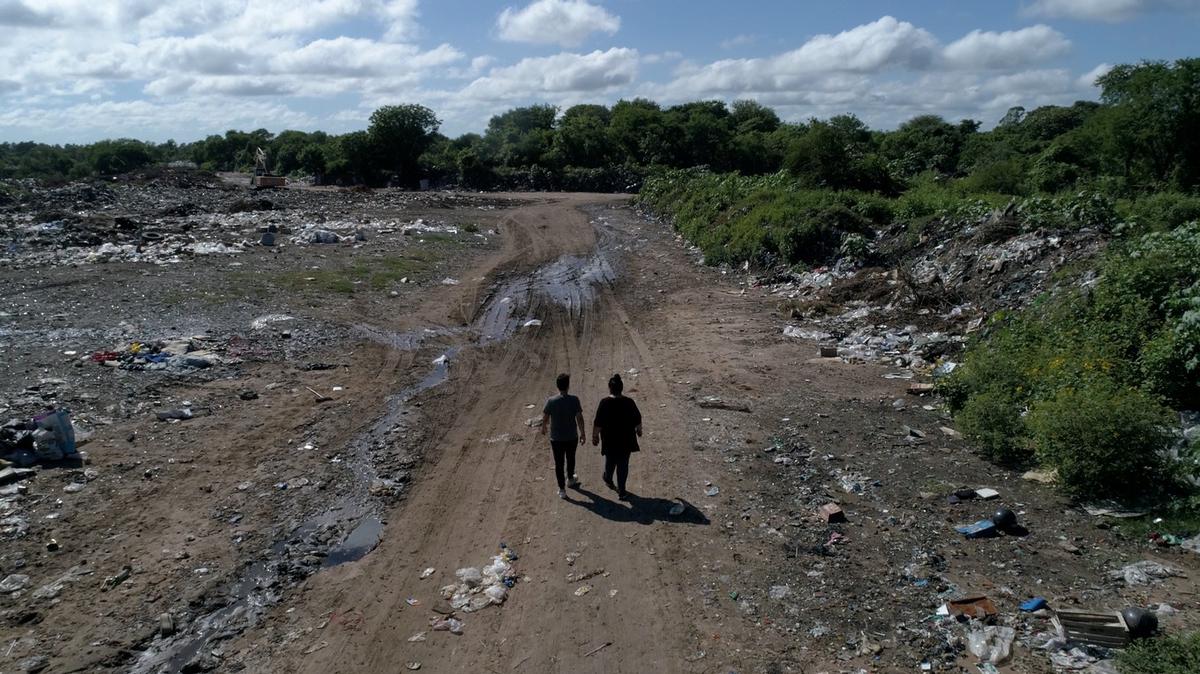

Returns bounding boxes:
[0,0,1197,143]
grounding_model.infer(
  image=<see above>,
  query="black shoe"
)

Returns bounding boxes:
[618,491,630,501]
[604,478,617,492]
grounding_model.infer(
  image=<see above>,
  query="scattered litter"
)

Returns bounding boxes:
[966,625,1015,664]
[1085,504,1147,519]
[1020,597,1048,612]
[522,319,542,328]
[584,642,612,657]
[975,488,1000,500]
[406,662,421,671]
[946,596,999,621]
[407,632,427,642]
[1109,560,1182,586]
[574,585,592,597]
[420,567,435,579]
[704,485,720,497]
[431,616,464,635]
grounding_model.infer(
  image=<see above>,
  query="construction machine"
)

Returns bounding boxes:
[250,147,286,189]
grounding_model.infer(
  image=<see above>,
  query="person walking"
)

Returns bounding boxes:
[592,374,642,501]
[541,373,585,499]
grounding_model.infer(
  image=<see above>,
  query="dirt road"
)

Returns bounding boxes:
[241,193,742,673]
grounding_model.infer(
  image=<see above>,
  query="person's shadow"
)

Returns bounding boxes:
[567,486,711,526]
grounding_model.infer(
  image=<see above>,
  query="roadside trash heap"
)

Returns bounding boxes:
[89,337,223,372]
[2,409,78,466]
[430,544,519,635]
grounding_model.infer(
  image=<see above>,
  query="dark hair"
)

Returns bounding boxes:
[608,374,623,395]
[556,373,570,392]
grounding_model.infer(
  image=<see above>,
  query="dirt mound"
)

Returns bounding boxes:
[112,165,229,190]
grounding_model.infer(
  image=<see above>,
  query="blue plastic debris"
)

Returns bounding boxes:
[1020,597,1048,612]
[956,519,998,538]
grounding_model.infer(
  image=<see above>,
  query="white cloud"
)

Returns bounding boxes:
[0,98,317,142]
[1078,62,1114,88]
[661,17,938,97]
[496,0,619,48]
[1023,0,1200,22]
[462,48,638,100]
[943,25,1070,69]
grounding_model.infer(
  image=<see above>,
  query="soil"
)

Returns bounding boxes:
[1,179,1197,674]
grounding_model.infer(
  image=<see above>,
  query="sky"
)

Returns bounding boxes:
[0,0,1198,144]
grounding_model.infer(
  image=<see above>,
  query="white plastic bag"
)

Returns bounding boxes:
[455,567,483,588]
[967,626,1015,665]
[484,585,508,605]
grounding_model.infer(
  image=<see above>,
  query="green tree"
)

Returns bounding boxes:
[367,104,441,186]
[1098,58,1200,188]
[554,104,614,168]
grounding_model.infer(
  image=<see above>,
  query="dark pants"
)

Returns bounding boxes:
[603,451,631,493]
[551,440,577,490]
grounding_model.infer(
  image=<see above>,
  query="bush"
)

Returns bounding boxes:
[1120,192,1200,233]
[950,223,1200,501]
[956,388,1031,466]
[1027,384,1174,500]
[1118,632,1200,674]
[1016,191,1119,231]
[638,169,891,268]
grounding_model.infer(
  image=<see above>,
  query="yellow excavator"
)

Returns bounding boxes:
[250,147,286,189]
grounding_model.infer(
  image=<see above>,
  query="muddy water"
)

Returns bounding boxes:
[132,216,618,672]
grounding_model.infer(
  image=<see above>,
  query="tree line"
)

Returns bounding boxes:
[1,58,1198,195]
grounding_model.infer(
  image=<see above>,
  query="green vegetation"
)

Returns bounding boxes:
[1118,632,1200,674]
[943,223,1200,500]
[273,254,435,295]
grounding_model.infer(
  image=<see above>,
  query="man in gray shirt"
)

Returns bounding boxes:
[541,373,585,498]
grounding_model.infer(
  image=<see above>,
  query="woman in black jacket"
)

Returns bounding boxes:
[591,374,642,500]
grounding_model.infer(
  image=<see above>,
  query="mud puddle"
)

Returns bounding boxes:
[132,346,460,673]
[473,218,618,340]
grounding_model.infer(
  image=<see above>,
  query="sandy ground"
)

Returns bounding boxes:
[2,188,1198,674]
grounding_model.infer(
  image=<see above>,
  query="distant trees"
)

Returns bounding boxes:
[3,57,1199,193]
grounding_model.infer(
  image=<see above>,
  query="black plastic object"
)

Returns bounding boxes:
[1122,607,1158,639]
[991,508,1018,530]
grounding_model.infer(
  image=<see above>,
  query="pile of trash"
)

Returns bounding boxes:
[764,215,1107,373]
[420,544,520,637]
[2,409,79,466]
[89,337,225,372]
[441,544,519,615]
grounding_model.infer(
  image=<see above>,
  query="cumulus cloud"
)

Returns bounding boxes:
[0,98,317,143]
[1023,0,1200,22]
[943,25,1070,69]
[497,0,620,48]
[661,17,938,97]
[462,48,638,100]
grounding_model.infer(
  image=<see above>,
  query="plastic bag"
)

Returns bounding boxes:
[431,617,463,635]
[33,410,76,461]
[455,567,483,588]
[483,556,511,582]
[462,595,492,613]
[484,585,507,605]
[967,625,1015,665]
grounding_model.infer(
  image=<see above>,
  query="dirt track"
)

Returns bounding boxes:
[5,188,1199,673]
[236,193,740,673]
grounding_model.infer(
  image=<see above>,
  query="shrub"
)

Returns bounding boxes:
[1117,632,1200,674]
[955,388,1031,466]
[1027,383,1174,501]
[1120,192,1200,232]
